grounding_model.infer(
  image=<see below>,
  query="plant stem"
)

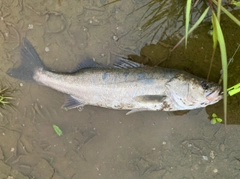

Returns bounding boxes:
[212,0,240,27]
[217,0,222,21]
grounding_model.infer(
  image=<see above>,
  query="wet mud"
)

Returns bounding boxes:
[0,0,240,179]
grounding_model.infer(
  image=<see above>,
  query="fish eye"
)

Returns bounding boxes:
[201,81,209,90]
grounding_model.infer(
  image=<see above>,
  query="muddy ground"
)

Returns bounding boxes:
[0,0,240,179]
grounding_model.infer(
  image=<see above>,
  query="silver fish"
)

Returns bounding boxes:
[7,38,222,115]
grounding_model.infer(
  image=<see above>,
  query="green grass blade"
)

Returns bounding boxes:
[185,0,192,48]
[232,1,240,6]
[207,10,218,80]
[212,0,240,27]
[217,0,222,21]
[212,12,228,126]
[172,7,209,51]
[186,7,209,38]
[211,14,218,48]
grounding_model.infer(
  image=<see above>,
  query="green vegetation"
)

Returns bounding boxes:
[185,0,191,48]
[107,0,240,124]
[53,125,63,136]
[231,0,240,6]
[211,9,228,126]
[172,6,210,51]
[137,0,240,124]
[0,87,13,107]
[211,113,223,124]
[182,0,240,125]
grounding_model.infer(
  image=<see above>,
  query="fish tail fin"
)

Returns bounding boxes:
[7,38,46,82]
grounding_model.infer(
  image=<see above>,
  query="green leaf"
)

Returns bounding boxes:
[211,14,218,48]
[172,7,209,51]
[216,118,223,122]
[188,7,209,35]
[211,118,217,124]
[212,113,217,118]
[231,0,240,6]
[217,0,222,21]
[212,0,240,27]
[53,125,63,136]
[185,0,192,48]
[234,2,240,6]
[212,12,228,125]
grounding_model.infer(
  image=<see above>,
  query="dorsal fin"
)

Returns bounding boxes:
[71,57,144,73]
[112,57,144,69]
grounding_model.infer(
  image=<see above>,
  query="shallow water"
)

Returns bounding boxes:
[0,0,240,179]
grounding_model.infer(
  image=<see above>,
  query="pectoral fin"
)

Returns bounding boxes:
[126,95,167,115]
[134,95,167,103]
[62,95,85,110]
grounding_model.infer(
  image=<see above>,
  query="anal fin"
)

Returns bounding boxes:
[126,109,149,115]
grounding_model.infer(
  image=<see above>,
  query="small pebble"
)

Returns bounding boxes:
[210,151,215,159]
[113,35,118,41]
[220,144,225,152]
[28,24,33,29]
[45,47,50,52]
[202,156,208,161]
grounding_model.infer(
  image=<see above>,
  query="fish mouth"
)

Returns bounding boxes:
[206,86,222,102]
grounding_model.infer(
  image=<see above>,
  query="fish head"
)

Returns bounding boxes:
[200,80,223,104]
[166,74,222,110]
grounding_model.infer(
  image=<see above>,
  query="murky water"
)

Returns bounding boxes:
[0,0,240,178]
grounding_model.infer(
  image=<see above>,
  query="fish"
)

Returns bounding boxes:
[7,38,222,115]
